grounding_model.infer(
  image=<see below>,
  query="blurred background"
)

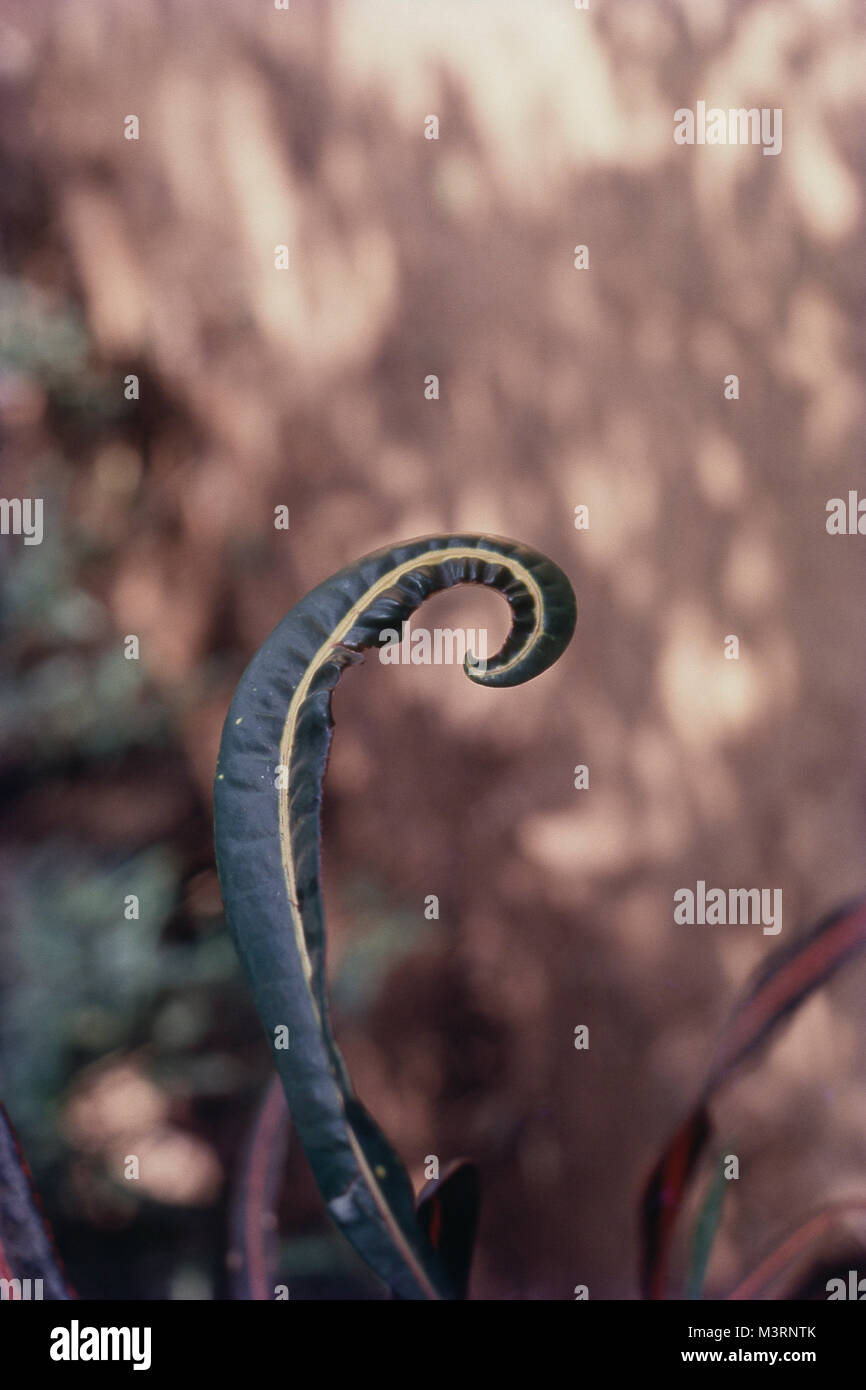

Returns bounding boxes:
[0,0,865,1299]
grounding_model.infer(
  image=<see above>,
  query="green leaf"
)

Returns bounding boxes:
[641,896,866,1299]
[685,1152,727,1300]
[214,534,576,1300]
[415,1159,480,1301]
[0,1102,71,1299]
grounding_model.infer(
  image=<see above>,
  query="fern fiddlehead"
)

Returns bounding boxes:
[214,535,577,1299]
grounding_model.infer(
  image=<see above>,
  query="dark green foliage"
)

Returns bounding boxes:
[214,534,577,1299]
[0,1102,69,1299]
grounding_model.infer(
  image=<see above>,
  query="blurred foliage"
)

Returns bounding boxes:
[1,845,182,1149]
[330,876,435,1018]
[1,529,169,765]
[0,274,88,382]
[0,273,120,422]
[0,313,436,1292]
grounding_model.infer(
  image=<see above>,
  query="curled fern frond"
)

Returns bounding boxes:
[214,534,577,1300]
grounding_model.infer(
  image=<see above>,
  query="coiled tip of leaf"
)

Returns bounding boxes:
[462,560,577,688]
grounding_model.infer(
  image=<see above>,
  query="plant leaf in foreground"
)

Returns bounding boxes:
[214,534,577,1300]
[641,896,866,1299]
